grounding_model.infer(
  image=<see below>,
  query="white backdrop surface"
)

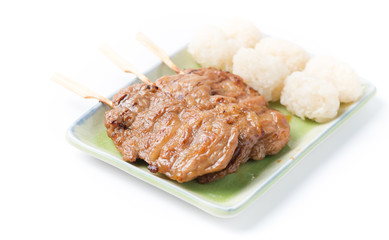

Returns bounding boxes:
[1,1,388,239]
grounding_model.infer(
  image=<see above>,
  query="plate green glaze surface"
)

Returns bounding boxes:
[67,48,376,217]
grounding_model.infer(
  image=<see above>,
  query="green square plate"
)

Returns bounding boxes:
[67,48,376,217]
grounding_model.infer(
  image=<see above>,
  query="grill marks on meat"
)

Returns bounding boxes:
[105,68,290,183]
[156,68,290,182]
[156,68,268,112]
[249,109,290,160]
[105,83,263,183]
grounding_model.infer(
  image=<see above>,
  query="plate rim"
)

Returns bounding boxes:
[65,51,377,217]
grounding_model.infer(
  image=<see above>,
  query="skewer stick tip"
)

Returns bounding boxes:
[136,32,183,74]
[99,44,155,85]
[51,73,113,108]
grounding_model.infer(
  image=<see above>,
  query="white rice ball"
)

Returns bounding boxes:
[188,26,240,72]
[281,72,340,123]
[255,38,310,72]
[304,55,363,103]
[188,20,261,71]
[233,48,290,102]
[219,18,262,48]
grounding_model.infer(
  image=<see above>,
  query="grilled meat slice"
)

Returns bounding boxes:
[156,68,268,112]
[156,68,290,182]
[105,83,263,183]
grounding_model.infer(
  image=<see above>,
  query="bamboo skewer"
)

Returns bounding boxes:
[99,44,155,85]
[136,32,183,74]
[51,73,113,108]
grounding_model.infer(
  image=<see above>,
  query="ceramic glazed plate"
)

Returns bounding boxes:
[67,48,376,217]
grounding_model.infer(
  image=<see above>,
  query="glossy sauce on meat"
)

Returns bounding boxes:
[105,84,263,183]
[105,68,290,183]
[156,68,290,182]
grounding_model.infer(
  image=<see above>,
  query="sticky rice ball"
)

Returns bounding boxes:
[188,26,240,72]
[188,20,261,71]
[233,48,290,102]
[304,55,363,103]
[219,18,262,48]
[255,38,310,72]
[281,72,340,123]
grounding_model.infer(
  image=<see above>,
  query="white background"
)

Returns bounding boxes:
[1,0,388,239]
